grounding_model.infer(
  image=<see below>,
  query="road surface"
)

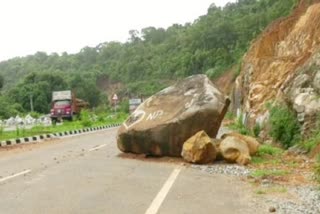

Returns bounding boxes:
[0,128,267,214]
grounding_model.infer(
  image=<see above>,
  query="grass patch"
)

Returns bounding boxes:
[300,131,320,153]
[224,111,235,120]
[257,144,283,156]
[255,190,266,195]
[255,186,287,195]
[251,156,266,164]
[250,169,289,178]
[251,156,281,165]
[251,145,283,165]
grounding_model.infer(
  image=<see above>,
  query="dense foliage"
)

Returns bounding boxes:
[0,0,298,117]
[268,104,301,148]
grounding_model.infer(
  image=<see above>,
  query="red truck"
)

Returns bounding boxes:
[50,90,88,123]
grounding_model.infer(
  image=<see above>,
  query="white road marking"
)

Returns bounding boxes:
[145,167,182,214]
[0,169,32,183]
[88,144,107,152]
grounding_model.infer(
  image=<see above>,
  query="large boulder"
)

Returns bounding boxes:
[181,131,217,164]
[219,136,251,165]
[117,74,230,157]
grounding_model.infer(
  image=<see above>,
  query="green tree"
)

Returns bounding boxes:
[69,73,101,107]
[0,75,3,90]
[8,72,68,113]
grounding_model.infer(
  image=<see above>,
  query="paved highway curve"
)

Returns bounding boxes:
[0,128,267,214]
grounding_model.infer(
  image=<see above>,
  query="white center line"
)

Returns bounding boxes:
[0,169,32,183]
[145,166,182,214]
[88,144,107,152]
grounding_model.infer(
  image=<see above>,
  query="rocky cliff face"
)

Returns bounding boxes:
[236,0,320,130]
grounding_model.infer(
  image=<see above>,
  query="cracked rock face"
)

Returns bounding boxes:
[117,74,230,157]
[235,1,320,125]
[283,51,320,136]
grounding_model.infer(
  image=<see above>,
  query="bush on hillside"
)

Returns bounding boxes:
[314,155,320,184]
[268,103,300,148]
[80,109,93,128]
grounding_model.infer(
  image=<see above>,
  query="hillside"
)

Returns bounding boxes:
[0,0,298,117]
[236,0,320,134]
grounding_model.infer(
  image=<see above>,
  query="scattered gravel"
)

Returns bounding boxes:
[191,163,251,177]
[266,186,320,214]
[191,163,320,214]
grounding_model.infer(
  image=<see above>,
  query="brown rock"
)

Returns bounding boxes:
[269,206,276,213]
[181,131,217,164]
[221,132,260,155]
[211,138,223,161]
[117,75,230,157]
[220,136,251,165]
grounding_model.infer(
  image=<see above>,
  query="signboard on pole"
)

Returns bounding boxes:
[129,98,142,113]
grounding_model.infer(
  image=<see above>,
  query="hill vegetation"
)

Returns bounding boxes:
[0,0,298,118]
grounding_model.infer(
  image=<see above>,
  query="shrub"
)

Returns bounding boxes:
[256,144,283,156]
[119,100,129,114]
[300,114,320,152]
[80,109,93,128]
[97,114,107,122]
[228,113,252,135]
[81,120,92,128]
[268,104,300,148]
[314,155,320,184]
[253,123,261,137]
[205,66,225,79]
[29,111,41,119]
[302,132,320,152]
[16,125,20,136]
[94,105,111,114]
[225,111,235,120]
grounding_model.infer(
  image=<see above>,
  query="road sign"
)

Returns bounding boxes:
[112,94,118,101]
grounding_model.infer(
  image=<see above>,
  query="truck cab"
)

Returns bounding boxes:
[50,91,75,123]
[51,100,73,122]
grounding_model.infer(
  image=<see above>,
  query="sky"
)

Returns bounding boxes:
[0,0,235,62]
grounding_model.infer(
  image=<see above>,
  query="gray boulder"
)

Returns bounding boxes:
[117,74,230,157]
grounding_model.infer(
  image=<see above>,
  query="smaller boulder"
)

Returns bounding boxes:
[220,136,251,165]
[181,131,217,164]
[221,132,260,155]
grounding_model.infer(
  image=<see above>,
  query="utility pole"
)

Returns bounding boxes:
[112,94,118,114]
[30,94,34,112]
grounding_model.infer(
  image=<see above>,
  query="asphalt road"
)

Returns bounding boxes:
[0,128,267,214]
